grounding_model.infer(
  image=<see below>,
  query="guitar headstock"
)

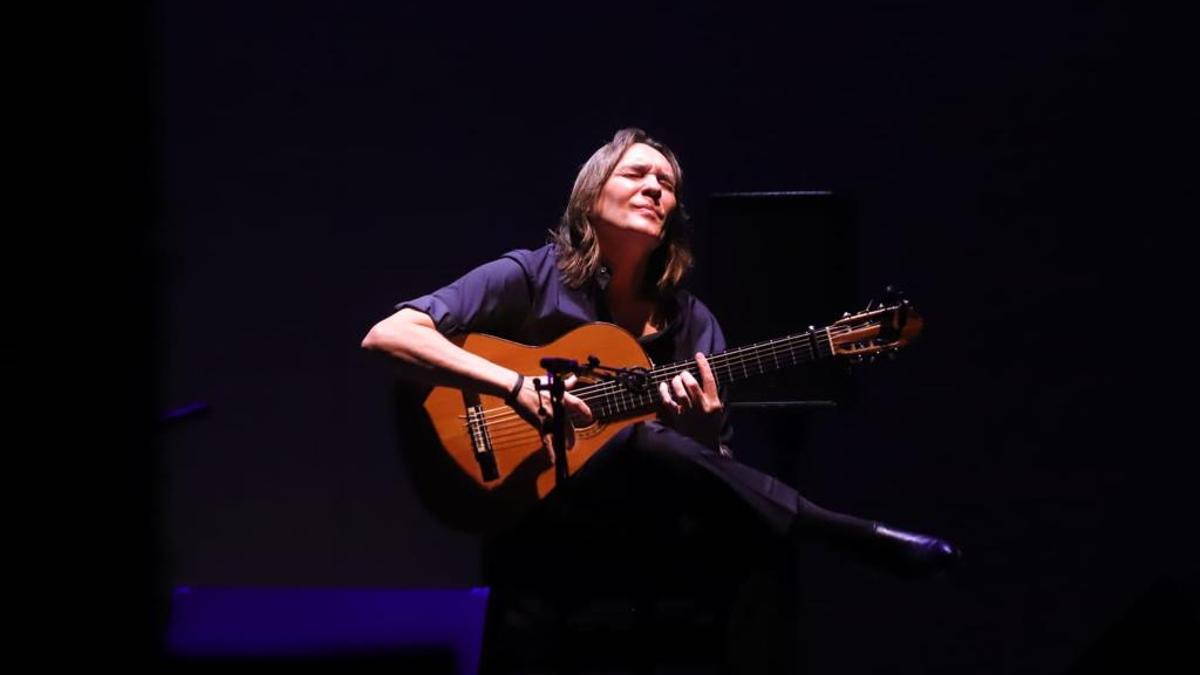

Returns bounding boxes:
[829,286,923,364]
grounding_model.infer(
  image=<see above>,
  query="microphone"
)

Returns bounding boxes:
[539,357,583,375]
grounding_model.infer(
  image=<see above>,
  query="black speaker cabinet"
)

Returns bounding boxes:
[691,191,859,407]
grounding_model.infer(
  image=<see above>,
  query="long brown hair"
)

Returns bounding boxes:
[550,128,692,297]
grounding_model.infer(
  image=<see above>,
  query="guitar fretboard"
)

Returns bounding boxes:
[574,325,845,421]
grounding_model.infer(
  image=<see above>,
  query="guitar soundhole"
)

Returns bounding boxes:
[572,419,604,438]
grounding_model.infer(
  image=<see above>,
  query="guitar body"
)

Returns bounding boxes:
[422,323,656,532]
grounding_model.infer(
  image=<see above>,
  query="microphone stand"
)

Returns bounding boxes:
[536,355,654,487]
[533,365,572,486]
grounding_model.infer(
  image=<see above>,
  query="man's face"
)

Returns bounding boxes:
[591,142,678,242]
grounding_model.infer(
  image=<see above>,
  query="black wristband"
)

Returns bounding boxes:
[505,373,524,404]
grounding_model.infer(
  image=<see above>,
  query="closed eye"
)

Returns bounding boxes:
[619,164,676,190]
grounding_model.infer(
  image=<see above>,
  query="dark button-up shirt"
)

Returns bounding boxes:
[395,243,733,452]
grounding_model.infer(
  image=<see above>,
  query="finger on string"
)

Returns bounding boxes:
[484,384,600,420]
[486,407,552,426]
[682,370,705,404]
[480,379,607,416]
[695,352,719,395]
[565,393,593,424]
[671,376,690,409]
[505,409,566,430]
[659,382,680,415]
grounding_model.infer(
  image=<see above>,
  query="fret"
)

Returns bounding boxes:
[640,321,848,394]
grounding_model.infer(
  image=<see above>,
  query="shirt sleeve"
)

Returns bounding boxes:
[686,297,736,457]
[394,252,533,338]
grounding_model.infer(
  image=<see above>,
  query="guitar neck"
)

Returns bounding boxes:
[577,326,841,421]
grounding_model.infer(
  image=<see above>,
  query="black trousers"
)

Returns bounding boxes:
[478,421,873,674]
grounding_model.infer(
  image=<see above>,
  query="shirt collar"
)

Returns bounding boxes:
[588,264,683,343]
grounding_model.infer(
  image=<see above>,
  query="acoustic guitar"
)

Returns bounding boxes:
[415,291,922,533]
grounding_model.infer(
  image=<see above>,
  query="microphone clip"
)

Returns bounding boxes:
[537,355,651,393]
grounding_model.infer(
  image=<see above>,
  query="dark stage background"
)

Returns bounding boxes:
[84,1,1196,672]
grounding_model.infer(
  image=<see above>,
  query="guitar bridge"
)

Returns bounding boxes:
[464,400,499,482]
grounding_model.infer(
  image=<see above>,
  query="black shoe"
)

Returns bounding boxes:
[857,523,962,577]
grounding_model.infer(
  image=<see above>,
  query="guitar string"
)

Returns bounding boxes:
[451,320,894,457]
[469,335,833,438]
[465,316,878,437]
[471,332,836,436]
[499,325,842,414]
[474,336,826,432]
[465,329,877,452]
